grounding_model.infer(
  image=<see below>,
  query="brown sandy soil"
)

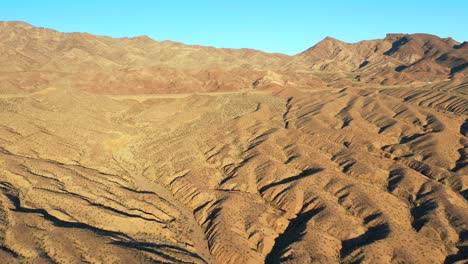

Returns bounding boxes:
[0,83,466,263]
[0,22,467,263]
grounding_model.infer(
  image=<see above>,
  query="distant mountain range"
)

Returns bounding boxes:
[0,21,466,94]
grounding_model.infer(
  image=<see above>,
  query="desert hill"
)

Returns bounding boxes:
[293,33,467,85]
[0,21,290,94]
[0,21,467,94]
[0,21,467,263]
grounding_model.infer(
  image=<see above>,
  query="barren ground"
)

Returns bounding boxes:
[0,21,467,264]
[0,82,467,263]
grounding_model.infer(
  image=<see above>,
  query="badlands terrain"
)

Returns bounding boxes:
[0,21,467,263]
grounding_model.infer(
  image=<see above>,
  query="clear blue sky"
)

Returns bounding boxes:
[2,1,467,55]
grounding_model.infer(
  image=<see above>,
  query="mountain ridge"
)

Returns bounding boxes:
[0,21,466,94]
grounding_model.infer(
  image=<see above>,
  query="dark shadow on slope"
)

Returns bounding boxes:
[0,246,19,258]
[384,37,409,56]
[387,169,405,192]
[112,241,207,264]
[358,60,369,69]
[399,133,426,144]
[342,162,356,174]
[341,117,354,129]
[451,147,466,173]
[395,65,409,72]
[453,42,466,49]
[283,97,293,129]
[460,189,468,201]
[451,62,468,75]
[265,206,325,264]
[444,230,468,263]
[461,119,468,136]
[259,168,323,193]
[221,155,257,184]
[2,191,131,240]
[363,213,383,225]
[378,121,397,134]
[437,53,450,62]
[119,186,159,195]
[340,224,390,257]
[411,199,438,231]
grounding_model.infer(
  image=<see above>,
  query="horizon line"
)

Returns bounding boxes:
[2,20,464,56]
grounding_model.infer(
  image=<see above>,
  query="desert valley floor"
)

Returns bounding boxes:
[0,22,467,263]
[1,83,467,263]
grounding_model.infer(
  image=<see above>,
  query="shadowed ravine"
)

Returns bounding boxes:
[265,206,325,264]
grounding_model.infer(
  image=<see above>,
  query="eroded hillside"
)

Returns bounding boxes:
[0,22,467,264]
[0,80,467,263]
[1,22,467,94]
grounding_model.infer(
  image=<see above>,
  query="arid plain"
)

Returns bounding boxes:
[0,22,467,263]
